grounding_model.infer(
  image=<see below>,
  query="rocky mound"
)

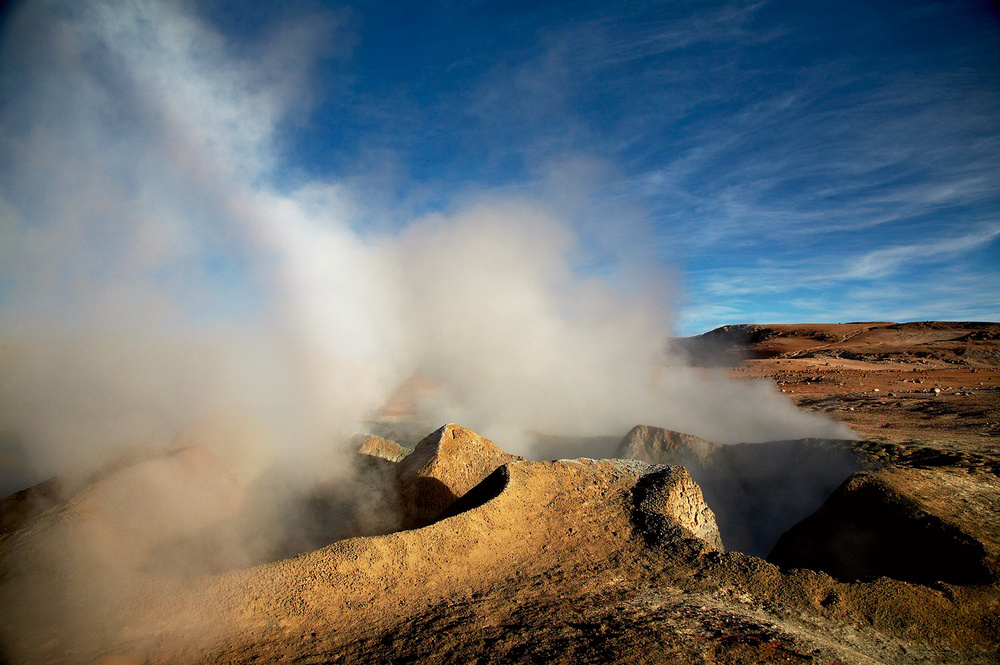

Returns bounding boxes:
[0,447,164,538]
[3,423,1000,664]
[631,464,723,551]
[396,424,521,526]
[769,465,1000,585]
[617,425,717,467]
[355,434,412,463]
[616,425,865,556]
[0,432,727,664]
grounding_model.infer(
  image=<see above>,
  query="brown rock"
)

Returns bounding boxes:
[355,434,411,463]
[617,424,719,467]
[396,424,520,526]
[631,464,724,551]
[768,466,1000,585]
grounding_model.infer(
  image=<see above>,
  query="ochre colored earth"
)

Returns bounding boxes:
[1,321,999,664]
[713,321,1000,448]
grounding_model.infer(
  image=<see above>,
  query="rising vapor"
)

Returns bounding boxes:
[0,5,859,658]
[0,0,853,497]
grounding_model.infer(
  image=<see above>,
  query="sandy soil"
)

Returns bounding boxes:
[1,321,999,665]
[708,322,1000,449]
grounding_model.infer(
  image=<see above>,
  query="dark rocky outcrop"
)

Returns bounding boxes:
[768,466,1000,585]
[668,324,780,366]
[617,426,865,556]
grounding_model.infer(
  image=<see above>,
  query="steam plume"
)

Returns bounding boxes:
[0,0,852,497]
[0,5,859,658]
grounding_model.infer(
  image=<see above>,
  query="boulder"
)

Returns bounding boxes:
[616,425,864,556]
[396,424,520,526]
[768,466,1000,585]
[355,434,412,463]
[617,425,718,467]
[631,464,724,551]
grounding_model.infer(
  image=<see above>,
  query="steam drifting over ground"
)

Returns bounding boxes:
[0,6,864,660]
[0,0,853,498]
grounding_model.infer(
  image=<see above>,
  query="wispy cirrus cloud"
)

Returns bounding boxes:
[298,0,1000,335]
[678,222,1000,333]
[603,3,1000,332]
[843,224,1000,280]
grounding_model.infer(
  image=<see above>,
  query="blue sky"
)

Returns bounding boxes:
[1,0,999,335]
[1,0,994,490]
[222,0,1000,333]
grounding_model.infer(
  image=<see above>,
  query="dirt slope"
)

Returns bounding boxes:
[2,321,999,664]
[2,423,999,664]
[677,321,1000,447]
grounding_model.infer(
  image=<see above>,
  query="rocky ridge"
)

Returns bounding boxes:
[2,321,1000,664]
[1,417,999,664]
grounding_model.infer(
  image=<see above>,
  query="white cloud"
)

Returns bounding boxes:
[843,224,1000,280]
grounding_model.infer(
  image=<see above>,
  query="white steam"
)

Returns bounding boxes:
[0,3,856,658]
[0,0,852,495]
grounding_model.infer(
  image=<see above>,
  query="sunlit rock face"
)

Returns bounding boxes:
[618,425,718,467]
[630,464,724,552]
[355,434,412,463]
[395,424,521,526]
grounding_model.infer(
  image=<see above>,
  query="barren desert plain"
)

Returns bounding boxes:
[1,321,999,664]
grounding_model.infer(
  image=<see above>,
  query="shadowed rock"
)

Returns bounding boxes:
[616,425,865,556]
[396,424,521,526]
[768,466,1000,585]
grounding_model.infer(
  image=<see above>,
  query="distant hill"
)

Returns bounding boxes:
[670,321,1000,368]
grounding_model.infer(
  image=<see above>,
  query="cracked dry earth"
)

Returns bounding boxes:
[2,321,1000,664]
